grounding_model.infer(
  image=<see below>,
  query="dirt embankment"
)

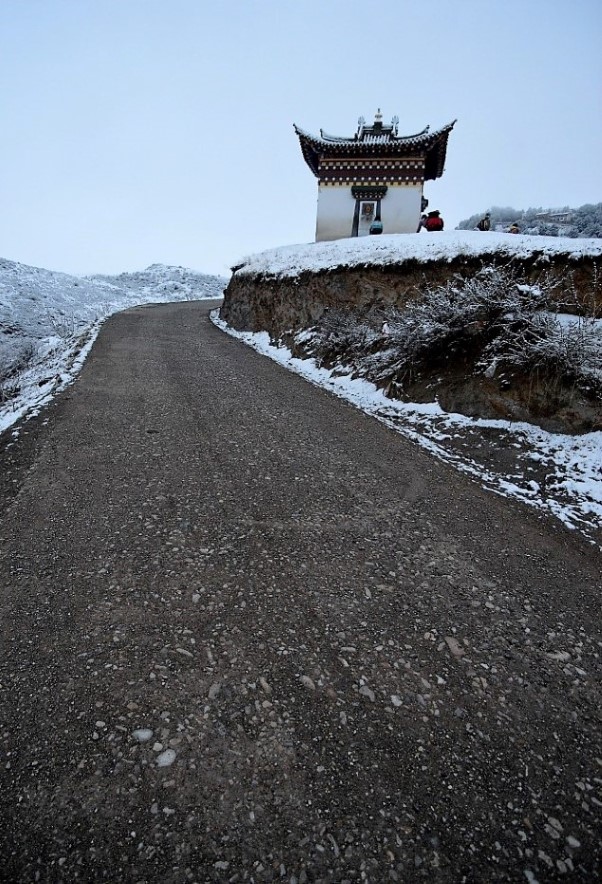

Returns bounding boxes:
[220,252,601,336]
[220,252,602,433]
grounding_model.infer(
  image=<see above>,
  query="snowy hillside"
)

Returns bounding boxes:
[88,263,225,301]
[0,258,226,434]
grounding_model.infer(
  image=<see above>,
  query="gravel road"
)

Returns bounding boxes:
[0,300,600,883]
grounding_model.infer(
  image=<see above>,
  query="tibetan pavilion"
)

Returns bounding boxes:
[294,110,456,241]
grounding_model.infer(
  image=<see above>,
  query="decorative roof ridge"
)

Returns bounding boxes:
[294,119,457,180]
[294,121,455,148]
[404,125,430,139]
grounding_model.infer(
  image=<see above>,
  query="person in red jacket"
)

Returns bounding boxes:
[425,210,444,232]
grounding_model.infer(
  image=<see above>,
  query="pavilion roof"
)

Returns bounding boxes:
[294,112,456,181]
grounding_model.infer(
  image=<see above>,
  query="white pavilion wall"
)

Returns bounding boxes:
[315,188,355,241]
[316,184,423,241]
[380,185,423,236]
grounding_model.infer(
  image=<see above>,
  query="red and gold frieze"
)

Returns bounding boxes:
[318,157,425,185]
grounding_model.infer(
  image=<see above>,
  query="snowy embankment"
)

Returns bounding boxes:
[219,232,602,546]
[233,229,602,278]
[0,259,226,435]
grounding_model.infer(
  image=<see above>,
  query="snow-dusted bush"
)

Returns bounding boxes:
[302,265,602,398]
[320,308,382,354]
[480,312,602,394]
[48,310,81,340]
[0,337,36,404]
[0,336,36,382]
[375,266,559,383]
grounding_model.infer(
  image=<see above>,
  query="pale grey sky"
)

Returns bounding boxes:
[1,0,601,277]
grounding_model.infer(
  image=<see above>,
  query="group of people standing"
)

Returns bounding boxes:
[416,210,521,234]
[476,213,520,234]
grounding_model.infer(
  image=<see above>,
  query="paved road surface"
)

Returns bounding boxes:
[0,301,600,882]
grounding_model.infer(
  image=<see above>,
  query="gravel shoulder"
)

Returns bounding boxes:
[0,300,600,882]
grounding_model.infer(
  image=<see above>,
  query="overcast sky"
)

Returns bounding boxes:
[1,0,601,278]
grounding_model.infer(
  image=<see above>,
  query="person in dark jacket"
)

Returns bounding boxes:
[417,213,428,232]
[425,210,444,232]
[476,213,491,231]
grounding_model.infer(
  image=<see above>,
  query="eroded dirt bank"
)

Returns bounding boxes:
[220,252,602,433]
[220,252,602,337]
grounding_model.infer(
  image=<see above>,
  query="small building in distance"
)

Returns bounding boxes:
[294,110,456,242]
[535,210,574,225]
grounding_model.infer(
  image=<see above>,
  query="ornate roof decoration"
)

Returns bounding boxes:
[294,110,456,181]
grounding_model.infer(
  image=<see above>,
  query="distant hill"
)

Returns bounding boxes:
[88,264,226,301]
[1,259,226,386]
[457,203,602,238]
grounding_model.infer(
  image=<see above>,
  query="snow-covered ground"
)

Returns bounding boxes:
[233,229,602,278]
[0,259,226,435]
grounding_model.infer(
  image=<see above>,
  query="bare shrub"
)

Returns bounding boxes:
[49,311,79,339]
[0,338,37,383]
[306,309,382,369]
[482,312,602,396]
[0,379,20,404]
[303,265,601,398]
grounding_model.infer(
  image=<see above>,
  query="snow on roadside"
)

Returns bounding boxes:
[211,310,602,548]
[0,319,103,438]
[0,259,226,438]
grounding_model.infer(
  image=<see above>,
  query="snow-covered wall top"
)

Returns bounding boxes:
[234,230,602,280]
